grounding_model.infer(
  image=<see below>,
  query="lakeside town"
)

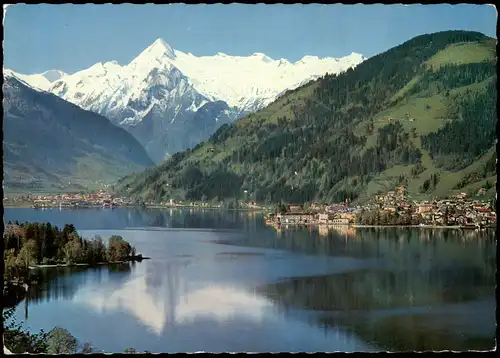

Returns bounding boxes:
[2,190,268,210]
[266,184,497,230]
[3,184,497,229]
[4,190,129,209]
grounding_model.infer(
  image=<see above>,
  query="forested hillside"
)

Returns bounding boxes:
[115,31,497,205]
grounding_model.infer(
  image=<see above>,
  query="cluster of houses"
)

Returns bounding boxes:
[145,200,224,208]
[413,197,496,227]
[265,184,497,229]
[266,200,358,227]
[25,190,134,209]
[3,195,32,206]
[367,186,496,228]
[143,199,268,210]
[7,192,270,211]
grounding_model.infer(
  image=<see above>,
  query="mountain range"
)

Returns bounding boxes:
[3,74,154,193]
[6,39,366,162]
[114,31,497,205]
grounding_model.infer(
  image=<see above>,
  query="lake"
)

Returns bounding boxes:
[4,207,496,352]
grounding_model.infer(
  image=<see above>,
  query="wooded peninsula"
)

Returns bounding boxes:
[3,221,144,287]
[2,221,147,354]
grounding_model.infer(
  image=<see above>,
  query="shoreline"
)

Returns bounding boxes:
[267,222,492,230]
[145,205,266,211]
[4,204,130,209]
[28,257,151,270]
[352,224,463,229]
[4,204,267,211]
[4,204,35,208]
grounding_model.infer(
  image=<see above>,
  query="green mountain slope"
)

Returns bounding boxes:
[3,75,154,193]
[115,31,497,205]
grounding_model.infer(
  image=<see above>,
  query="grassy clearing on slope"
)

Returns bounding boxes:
[432,147,497,196]
[403,145,496,200]
[185,142,234,167]
[404,133,439,198]
[425,42,496,70]
[211,149,232,163]
[359,110,495,201]
[187,143,213,162]
[362,75,494,155]
[362,42,495,158]
[390,75,422,103]
[449,77,494,96]
[379,94,449,132]
[359,92,451,155]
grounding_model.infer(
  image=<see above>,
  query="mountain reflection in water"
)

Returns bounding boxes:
[73,260,272,334]
[5,208,495,352]
[27,259,274,336]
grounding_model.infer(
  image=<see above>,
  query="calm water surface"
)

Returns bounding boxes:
[4,208,496,352]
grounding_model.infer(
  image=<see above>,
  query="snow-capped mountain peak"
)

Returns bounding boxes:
[134,38,177,63]
[296,55,319,64]
[127,38,179,79]
[6,38,366,162]
[105,60,120,67]
[346,52,367,62]
[9,38,366,115]
[251,52,273,61]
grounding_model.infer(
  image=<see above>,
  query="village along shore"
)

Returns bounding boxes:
[265,185,496,230]
[5,184,496,230]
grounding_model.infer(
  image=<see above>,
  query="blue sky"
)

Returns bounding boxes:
[4,4,497,75]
